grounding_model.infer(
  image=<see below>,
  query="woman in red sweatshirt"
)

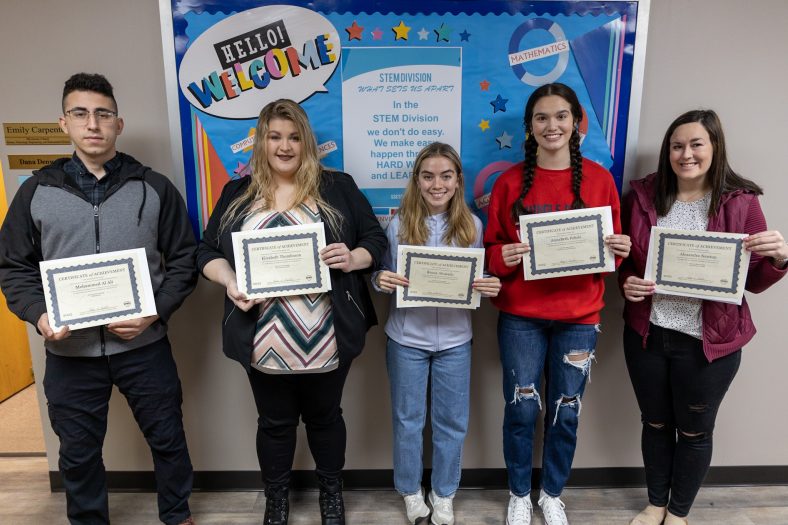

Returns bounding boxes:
[484,82,630,525]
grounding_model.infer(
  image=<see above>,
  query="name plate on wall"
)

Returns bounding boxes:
[8,154,69,170]
[3,123,71,145]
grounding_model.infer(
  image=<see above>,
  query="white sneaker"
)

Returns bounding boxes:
[506,492,532,525]
[538,490,568,525]
[403,489,430,524]
[428,490,454,525]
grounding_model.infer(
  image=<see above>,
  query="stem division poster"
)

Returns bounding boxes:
[161,1,648,234]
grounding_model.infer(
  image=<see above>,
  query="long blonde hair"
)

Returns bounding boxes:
[219,99,341,234]
[397,142,476,247]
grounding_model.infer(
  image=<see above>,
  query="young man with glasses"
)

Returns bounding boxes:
[0,73,197,525]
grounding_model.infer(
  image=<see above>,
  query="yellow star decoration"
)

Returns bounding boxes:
[392,20,411,40]
[479,119,490,132]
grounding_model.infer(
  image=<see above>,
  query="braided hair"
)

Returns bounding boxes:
[568,122,585,210]
[511,83,585,223]
[510,130,539,223]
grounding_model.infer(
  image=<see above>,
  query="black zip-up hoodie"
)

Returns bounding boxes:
[0,153,197,357]
[195,171,387,369]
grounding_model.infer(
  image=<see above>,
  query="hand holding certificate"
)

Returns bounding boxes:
[519,206,615,280]
[39,248,156,331]
[232,223,331,299]
[395,245,485,309]
[645,227,750,304]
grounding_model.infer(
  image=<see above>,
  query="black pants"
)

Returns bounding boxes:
[248,362,351,487]
[624,324,740,517]
[43,337,193,525]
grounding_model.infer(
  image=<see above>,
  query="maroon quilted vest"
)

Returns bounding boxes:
[620,173,779,362]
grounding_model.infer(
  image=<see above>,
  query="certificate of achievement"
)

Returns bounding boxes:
[644,227,750,305]
[232,223,331,299]
[519,206,615,280]
[395,245,484,309]
[39,248,156,331]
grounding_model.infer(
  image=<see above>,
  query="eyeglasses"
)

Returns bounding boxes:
[64,109,118,123]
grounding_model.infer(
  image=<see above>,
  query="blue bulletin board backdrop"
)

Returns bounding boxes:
[159,0,650,237]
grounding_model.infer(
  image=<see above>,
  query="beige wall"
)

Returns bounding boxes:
[1,0,786,475]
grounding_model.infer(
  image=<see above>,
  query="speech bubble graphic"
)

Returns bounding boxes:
[179,5,341,119]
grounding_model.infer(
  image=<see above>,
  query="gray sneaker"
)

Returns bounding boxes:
[403,489,430,524]
[428,490,454,525]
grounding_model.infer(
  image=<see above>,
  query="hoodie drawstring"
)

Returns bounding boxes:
[137,172,146,225]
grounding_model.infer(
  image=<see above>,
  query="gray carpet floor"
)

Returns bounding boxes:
[2,457,788,524]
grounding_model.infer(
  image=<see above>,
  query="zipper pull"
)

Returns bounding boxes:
[345,290,365,318]
[94,205,100,253]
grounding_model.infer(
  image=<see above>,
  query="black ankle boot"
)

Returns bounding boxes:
[318,476,345,525]
[263,484,289,525]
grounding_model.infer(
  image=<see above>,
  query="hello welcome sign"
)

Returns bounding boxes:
[180,6,341,118]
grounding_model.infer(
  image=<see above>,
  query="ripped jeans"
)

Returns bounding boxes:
[624,324,741,517]
[498,313,597,497]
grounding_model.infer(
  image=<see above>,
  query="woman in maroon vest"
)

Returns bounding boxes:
[619,109,788,525]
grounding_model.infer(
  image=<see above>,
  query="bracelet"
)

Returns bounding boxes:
[775,256,788,269]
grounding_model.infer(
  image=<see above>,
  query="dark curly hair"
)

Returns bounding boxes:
[62,73,117,113]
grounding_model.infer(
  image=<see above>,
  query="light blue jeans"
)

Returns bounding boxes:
[386,338,471,498]
[498,313,597,497]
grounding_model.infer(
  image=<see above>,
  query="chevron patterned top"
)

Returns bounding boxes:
[244,205,339,374]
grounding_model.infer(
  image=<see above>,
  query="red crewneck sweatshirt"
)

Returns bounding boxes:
[484,159,622,324]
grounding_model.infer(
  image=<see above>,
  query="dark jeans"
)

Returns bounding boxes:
[43,337,193,525]
[624,324,740,517]
[248,362,351,487]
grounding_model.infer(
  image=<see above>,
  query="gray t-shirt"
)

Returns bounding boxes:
[650,193,711,339]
